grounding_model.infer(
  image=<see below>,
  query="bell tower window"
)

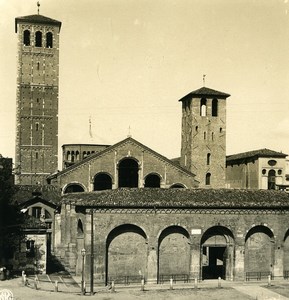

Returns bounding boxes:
[205,173,211,185]
[46,32,53,48]
[200,98,207,116]
[35,31,42,47]
[212,99,218,117]
[23,30,30,46]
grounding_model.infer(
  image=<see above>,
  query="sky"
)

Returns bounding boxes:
[1,0,289,169]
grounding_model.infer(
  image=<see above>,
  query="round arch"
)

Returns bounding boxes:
[244,225,275,275]
[105,224,148,284]
[118,157,139,188]
[158,225,190,282]
[93,172,113,191]
[201,226,235,280]
[144,173,162,188]
[63,182,85,194]
[170,183,186,188]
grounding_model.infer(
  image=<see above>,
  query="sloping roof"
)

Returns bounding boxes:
[15,14,62,32]
[50,137,197,179]
[179,87,230,101]
[226,149,287,163]
[12,185,61,205]
[61,188,289,209]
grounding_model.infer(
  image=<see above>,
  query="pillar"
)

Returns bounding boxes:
[234,237,245,281]
[190,234,201,280]
[147,244,158,284]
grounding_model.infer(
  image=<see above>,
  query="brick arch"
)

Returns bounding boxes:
[158,225,190,282]
[105,224,148,284]
[244,225,275,274]
[93,172,113,191]
[169,183,187,188]
[201,226,235,280]
[63,182,86,194]
[117,157,140,188]
[144,172,162,188]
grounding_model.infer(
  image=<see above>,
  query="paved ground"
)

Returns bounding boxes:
[0,277,289,300]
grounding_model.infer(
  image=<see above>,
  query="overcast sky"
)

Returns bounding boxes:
[1,0,289,168]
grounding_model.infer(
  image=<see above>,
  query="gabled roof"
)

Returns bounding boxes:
[179,87,230,101]
[49,137,197,179]
[62,188,289,209]
[15,14,62,32]
[226,148,287,163]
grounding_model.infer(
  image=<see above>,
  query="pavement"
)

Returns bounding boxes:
[0,277,289,300]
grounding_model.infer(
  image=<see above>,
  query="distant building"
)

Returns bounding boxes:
[226,149,288,190]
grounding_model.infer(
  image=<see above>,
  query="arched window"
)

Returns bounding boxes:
[94,173,112,191]
[212,99,218,117]
[207,153,211,165]
[144,174,161,188]
[35,31,42,47]
[206,173,211,185]
[200,98,207,116]
[23,30,30,46]
[76,151,80,161]
[77,219,84,236]
[170,183,185,188]
[66,151,71,161]
[46,32,53,48]
[118,158,139,188]
[71,151,75,162]
[63,184,84,194]
[268,170,276,190]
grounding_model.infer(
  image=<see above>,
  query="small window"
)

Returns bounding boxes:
[37,62,40,70]
[212,99,218,117]
[26,240,35,258]
[204,132,206,140]
[207,153,211,165]
[35,31,42,47]
[212,132,214,141]
[23,30,30,46]
[278,169,282,175]
[220,128,223,133]
[46,32,53,48]
[195,126,198,132]
[200,98,207,116]
[36,123,39,131]
[262,169,266,175]
[205,173,211,185]
[35,152,38,159]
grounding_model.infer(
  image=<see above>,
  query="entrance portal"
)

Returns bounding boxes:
[202,246,226,279]
[201,226,234,280]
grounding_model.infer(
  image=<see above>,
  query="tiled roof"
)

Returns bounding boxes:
[226,149,287,163]
[61,188,289,208]
[179,87,230,101]
[12,185,61,205]
[15,14,61,32]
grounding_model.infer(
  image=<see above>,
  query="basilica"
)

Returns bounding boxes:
[8,10,289,285]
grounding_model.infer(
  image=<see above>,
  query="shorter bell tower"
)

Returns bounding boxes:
[179,87,230,188]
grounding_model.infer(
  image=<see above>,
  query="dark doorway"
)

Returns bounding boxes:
[268,170,276,190]
[202,246,226,279]
[118,158,138,188]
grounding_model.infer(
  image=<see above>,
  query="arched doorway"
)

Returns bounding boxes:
[158,226,190,282]
[118,158,139,188]
[94,173,112,190]
[106,224,147,284]
[245,225,274,274]
[201,226,234,280]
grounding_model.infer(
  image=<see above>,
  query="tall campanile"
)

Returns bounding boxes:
[179,87,230,188]
[15,11,61,185]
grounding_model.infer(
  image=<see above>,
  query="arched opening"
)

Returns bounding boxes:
[201,226,234,280]
[94,173,112,191]
[71,151,75,162]
[206,173,211,185]
[170,183,185,188]
[77,219,84,236]
[268,170,276,190]
[118,158,139,188]
[106,224,147,284]
[158,226,190,282]
[212,99,218,117]
[283,230,289,272]
[245,226,274,275]
[23,30,30,46]
[35,31,42,47]
[63,184,85,194]
[200,98,207,117]
[144,173,161,188]
[76,151,80,161]
[46,32,53,48]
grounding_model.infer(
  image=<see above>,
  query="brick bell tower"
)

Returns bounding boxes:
[179,86,230,188]
[15,9,61,185]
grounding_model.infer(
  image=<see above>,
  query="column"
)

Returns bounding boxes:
[190,234,201,280]
[234,237,245,281]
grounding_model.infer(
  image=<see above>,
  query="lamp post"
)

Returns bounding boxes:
[81,248,86,295]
